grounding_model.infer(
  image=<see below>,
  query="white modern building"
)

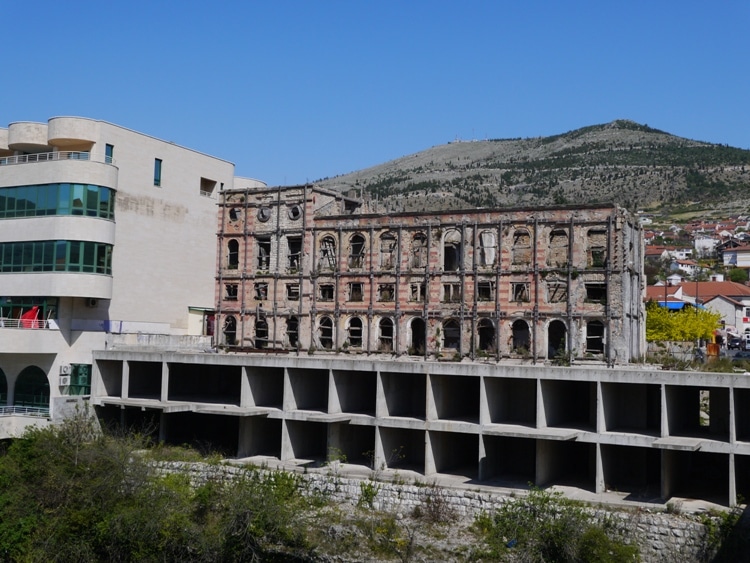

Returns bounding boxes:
[0,117,263,432]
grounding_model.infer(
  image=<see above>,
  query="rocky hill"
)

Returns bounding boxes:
[316,120,750,215]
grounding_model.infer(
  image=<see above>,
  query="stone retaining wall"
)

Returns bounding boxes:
[154,461,717,562]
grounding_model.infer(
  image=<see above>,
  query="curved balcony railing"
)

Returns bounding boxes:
[0,405,50,418]
[0,317,53,329]
[0,151,113,166]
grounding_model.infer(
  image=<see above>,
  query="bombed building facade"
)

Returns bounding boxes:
[215,185,645,364]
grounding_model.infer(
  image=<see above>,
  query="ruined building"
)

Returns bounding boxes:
[216,185,645,364]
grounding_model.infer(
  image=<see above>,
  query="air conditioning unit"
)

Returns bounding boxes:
[59,375,71,387]
[60,364,72,375]
[86,298,98,308]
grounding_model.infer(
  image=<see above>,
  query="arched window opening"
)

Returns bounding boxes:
[410,233,428,268]
[227,239,239,269]
[547,229,569,268]
[349,234,366,269]
[319,316,334,350]
[378,318,394,352]
[443,229,462,271]
[223,315,237,346]
[479,231,497,267]
[319,235,337,270]
[410,317,426,355]
[586,320,605,353]
[287,316,299,347]
[348,317,363,347]
[255,319,268,349]
[588,229,608,268]
[512,229,531,266]
[14,366,49,409]
[547,320,568,359]
[380,233,397,269]
[0,368,7,405]
[443,319,460,350]
[511,320,531,354]
[256,236,271,270]
[477,319,496,352]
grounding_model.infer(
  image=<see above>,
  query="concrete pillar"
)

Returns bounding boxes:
[426,373,437,422]
[238,417,252,457]
[122,360,130,399]
[283,367,295,411]
[160,362,169,403]
[281,419,294,461]
[159,411,167,443]
[596,381,605,433]
[729,453,737,507]
[240,366,252,408]
[478,433,488,481]
[328,369,340,414]
[535,440,552,486]
[536,379,545,428]
[375,370,387,418]
[374,426,385,471]
[479,376,489,426]
[595,443,605,494]
[425,430,436,476]
[660,383,668,437]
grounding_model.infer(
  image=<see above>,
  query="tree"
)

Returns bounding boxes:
[727,268,748,283]
[645,301,721,342]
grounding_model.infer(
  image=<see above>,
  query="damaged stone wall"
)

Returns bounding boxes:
[216,188,645,364]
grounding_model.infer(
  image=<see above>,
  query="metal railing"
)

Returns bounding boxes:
[0,151,113,166]
[0,405,50,418]
[0,317,52,329]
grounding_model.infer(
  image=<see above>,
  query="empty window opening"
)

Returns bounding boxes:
[288,204,302,220]
[319,316,334,349]
[225,284,238,301]
[319,284,334,301]
[512,282,530,302]
[257,237,271,270]
[227,239,240,269]
[588,229,608,268]
[512,229,531,266]
[411,233,428,268]
[585,283,607,304]
[223,315,237,346]
[477,281,495,301]
[586,320,605,353]
[477,319,496,352]
[547,281,568,303]
[153,158,162,187]
[443,283,461,303]
[349,234,366,268]
[410,283,426,302]
[443,319,460,350]
[479,231,497,267]
[229,207,241,221]
[200,177,217,197]
[255,319,268,349]
[410,317,426,355]
[379,318,394,352]
[254,283,268,300]
[348,317,363,347]
[319,235,337,270]
[547,320,567,359]
[287,316,299,347]
[378,284,395,302]
[548,229,569,268]
[511,319,530,353]
[257,206,272,222]
[380,233,397,269]
[349,282,364,302]
[443,229,462,271]
[287,236,302,271]
[286,283,300,301]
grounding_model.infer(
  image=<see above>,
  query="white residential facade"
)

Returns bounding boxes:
[0,117,262,429]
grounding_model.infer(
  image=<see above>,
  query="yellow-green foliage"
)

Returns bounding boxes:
[646,301,721,342]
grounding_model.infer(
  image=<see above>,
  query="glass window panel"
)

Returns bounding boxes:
[55,241,68,271]
[58,183,70,212]
[71,184,84,215]
[82,242,95,272]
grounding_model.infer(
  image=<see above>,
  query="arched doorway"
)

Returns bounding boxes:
[319,316,334,350]
[410,317,426,355]
[547,320,567,359]
[255,318,268,348]
[378,318,394,352]
[348,317,363,348]
[477,319,496,353]
[223,315,237,346]
[443,319,460,350]
[511,320,530,354]
[14,366,49,409]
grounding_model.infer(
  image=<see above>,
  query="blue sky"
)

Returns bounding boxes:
[2,1,748,186]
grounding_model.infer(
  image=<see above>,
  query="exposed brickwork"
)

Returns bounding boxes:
[216,185,645,364]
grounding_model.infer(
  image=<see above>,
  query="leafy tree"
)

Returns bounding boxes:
[645,300,721,342]
[727,268,748,283]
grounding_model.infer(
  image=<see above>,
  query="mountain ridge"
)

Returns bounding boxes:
[316,120,750,215]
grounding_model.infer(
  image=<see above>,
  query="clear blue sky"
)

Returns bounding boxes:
[2,1,748,186]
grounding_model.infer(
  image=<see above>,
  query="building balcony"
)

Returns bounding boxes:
[0,152,117,190]
[0,272,113,299]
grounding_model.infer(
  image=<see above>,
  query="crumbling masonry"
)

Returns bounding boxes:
[215,185,645,364]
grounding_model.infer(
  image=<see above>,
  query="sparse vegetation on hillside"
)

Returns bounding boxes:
[317,120,750,214]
